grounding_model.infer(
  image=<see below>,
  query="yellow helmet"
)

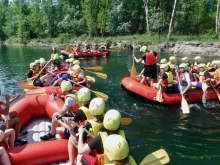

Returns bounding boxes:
[194,56,201,61]
[69,54,74,58]
[73,60,80,65]
[78,88,91,102]
[53,54,60,60]
[182,57,188,62]
[103,109,121,131]
[69,58,74,63]
[169,56,176,63]
[89,98,105,115]
[160,58,167,64]
[160,64,169,71]
[73,64,81,73]
[61,81,72,92]
[104,135,129,161]
[30,62,35,69]
[179,63,188,70]
[140,46,147,52]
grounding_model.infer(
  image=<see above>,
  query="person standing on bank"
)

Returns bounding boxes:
[133,46,158,87]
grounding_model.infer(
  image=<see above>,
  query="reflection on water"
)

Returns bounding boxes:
[0,46,220,164]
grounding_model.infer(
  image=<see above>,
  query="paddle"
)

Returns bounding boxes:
[130,36,136,78]
[210,82,220,100]
[176,70,190,114]
[32,59,52,81]
[201,82,208,103]
[85,70,107,79]
[139,149,170,165]
[86,76,95,83]
[155,87,163,103]
[20,84,37,90]
[121,118,132,125]
[15,79,28,84]
[67,79,108,101]
[84,66,103,72]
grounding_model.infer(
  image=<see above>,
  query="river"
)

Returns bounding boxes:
[0,45,220,165]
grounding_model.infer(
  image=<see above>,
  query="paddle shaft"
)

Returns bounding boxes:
[33,59,52,81]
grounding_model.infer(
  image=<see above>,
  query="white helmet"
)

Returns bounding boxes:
[182,57,188,62]
[30,62,35,69]
[78,88,91,102]
[140,46,147,52]
[65,59,70,63]
[69,54,74,58]
[89,98,105,115]
[160,58,167,64]
[160,64,169,71]
[73,64,81,73]
[69,58,74,63]
[179,63,188,70]
[103,109,121,131]
[35,60,40,64]
[169,56,176,63]
[194,56,201,62]
[104,135,129,161]
[61,81,72,92]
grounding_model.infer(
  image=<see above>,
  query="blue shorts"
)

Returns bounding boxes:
[50,73,69,85]
[196,82,202,89]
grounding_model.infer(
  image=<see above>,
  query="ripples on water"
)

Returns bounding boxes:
[0,46,220,164]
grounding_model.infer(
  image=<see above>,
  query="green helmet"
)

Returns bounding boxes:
[89,98,105,115]
[61,81,72,92]
[30,62,35,69]
[78,88,91,102]
[160,64,169,71]
[179,63,188,70]
[103,109,121,131]
[53,54,60,60]
[160,58,167,64]
[104,135,129,161]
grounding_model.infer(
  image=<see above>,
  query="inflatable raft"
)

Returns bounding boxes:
[121,77,220,105]
[61,50,110,58]
[3,94,79,165]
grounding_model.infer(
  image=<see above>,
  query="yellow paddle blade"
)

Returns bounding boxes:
[130,64,136,78]
[85,66,103,71]
[181,95,190,114]
[20,84,37,90]
[140,149,170,165]
[86,70,107,79]
[121,118,132,125]
[155,89,163,102]
[202,83,208,92]
[91,90,108,101]
[86,76,95,83]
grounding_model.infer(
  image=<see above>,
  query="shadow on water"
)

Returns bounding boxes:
[1,46,220,164]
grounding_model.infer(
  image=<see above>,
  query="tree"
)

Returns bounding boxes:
[167,0,178,39]
[216,0,220,36]
[143,0,149,34]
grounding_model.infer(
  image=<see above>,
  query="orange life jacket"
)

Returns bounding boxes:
[199,71,210,86]
[145,51,157,66]
[213,68,220,88]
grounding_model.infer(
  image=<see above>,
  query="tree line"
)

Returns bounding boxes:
[0,0,219,43]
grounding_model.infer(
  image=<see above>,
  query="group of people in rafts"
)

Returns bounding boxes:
[27,47,88,88]
[133,46,220,95]
[38,82,136,165]
[66,43,108,54]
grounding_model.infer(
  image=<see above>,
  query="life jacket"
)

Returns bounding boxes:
[213,68,220,88]
[199,71,210,86]
[161,72,173,88]
[65,91,82,114]
[80,106,92,122]
[30,69,37,77]
[145,52,156,66]
[97,130,126,165]
[179,72,189,86]
[72,71,85,82]
[85,119,103,143]
[191,62,200,73]
[167,62,176,74]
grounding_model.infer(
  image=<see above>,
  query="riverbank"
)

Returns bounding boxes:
[3,34,220,56]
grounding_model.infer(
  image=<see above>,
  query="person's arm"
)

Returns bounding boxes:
[1,94,10,115]
[78,126,91,154]
[181,73,191,95]
[203,71,211,83]
[132,54,143,63]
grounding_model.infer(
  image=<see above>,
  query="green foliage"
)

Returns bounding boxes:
[56,33,72,44]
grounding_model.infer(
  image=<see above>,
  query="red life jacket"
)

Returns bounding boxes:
[145,51,156,66]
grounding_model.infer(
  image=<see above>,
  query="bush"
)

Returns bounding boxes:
[56,33,72,44]
[6,36,20,44]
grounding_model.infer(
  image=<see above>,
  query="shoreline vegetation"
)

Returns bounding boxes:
[2,34,220,56]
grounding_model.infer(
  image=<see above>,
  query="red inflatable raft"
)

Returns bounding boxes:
[4,95,79,165]
[121,77,220,105]
[61,50,110,58]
